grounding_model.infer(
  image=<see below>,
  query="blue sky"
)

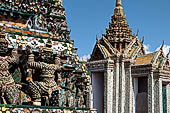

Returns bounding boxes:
[63,0,170,59]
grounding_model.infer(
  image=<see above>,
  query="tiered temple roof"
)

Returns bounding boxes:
[90,0,170,70]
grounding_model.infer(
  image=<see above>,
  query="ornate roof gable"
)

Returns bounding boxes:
[90,36,112,61]
[124,36,145,59]
[135,41,170,69]
[152,42,170,68]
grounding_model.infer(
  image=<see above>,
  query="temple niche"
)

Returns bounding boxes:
[87,0,170,113]
[0,0,97,113]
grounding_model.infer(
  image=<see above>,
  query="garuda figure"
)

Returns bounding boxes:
[0,33,20,104]
[27,38,62,106]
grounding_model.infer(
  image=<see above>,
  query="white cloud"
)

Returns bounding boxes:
[80,54,91,61]
[143,44,152,54]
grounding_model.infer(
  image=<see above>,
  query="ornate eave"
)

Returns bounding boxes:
[90,42,110,61]
[124,37,145,59]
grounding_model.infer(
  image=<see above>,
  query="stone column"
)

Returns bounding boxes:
[148,72,154,113]
[129,68,133,113]
[166,83,170,113]
[120,59,126,113]
[124,62,132,113]
[115,58,120,113]
[154,75,161,113]
[159,78,163,113]
[104,61,114,113]
[88,71,93,109]
[154,76,163,113]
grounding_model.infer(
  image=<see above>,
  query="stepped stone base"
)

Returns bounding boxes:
[0,104,98,113]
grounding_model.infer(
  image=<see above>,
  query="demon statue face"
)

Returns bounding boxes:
[0,26,8,56]
[0,37,8,55]
[41,38,54,63]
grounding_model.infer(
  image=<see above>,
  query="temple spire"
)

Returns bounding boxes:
[116,0,122,7]
[114,0,123,15]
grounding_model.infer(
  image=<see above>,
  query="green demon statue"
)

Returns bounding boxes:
[0,27,20,104]
[27,37,62,106]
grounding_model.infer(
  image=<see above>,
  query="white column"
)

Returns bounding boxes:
[113,66,116,113]
[148,72,154,113]
[154,75,160,113]
[159,78,163,113]
[104,63,114,113]
[120,61,126,113]
[115,59,120,113]
[166,83,170,113]
[124,62,132,113]
[89,71,93,108]
[133,78,138,113]
[129,66,133,113]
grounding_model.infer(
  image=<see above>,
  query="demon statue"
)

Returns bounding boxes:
[0,28,20,104]
[26,38,62,106]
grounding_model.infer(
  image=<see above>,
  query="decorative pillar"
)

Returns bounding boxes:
[124,61,132,113]
[159,78,163,113]
[120,58,125,113]
[148,72,154,113]
[115,58,120,113]
[154,75,160,113]
[129,66,133,113]
[155,76,163,113]
[104,60,114,113]
[88,71,93,109]
[166,83,170,113]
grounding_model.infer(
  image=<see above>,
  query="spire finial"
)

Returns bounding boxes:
[96,34,99,43]
[136,29,139,36]
[142,36,144,44]
[160,40,164,50]
[114,0,123,15]
[116,0,122,7]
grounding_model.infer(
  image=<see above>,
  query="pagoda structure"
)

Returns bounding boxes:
[0,0,97,113]
[87,0,170,113]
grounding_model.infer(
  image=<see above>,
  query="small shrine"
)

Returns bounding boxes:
[87,0,170,113]
[0,0,97,113]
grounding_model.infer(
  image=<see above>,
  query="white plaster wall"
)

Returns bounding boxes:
[92,72,104,113]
